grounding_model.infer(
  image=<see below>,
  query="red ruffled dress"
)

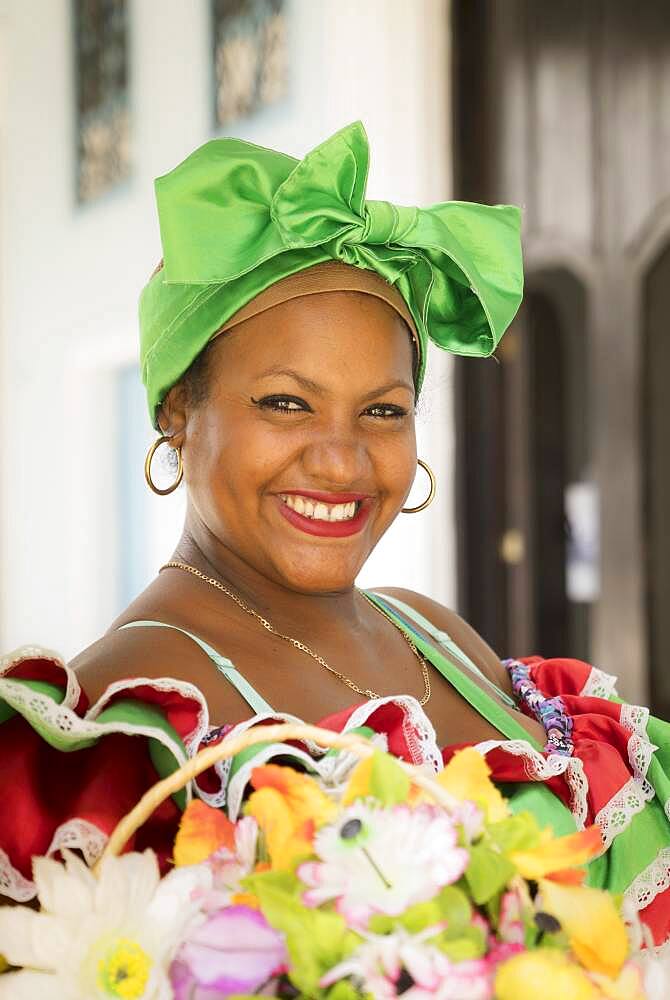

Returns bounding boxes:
[2,596,670,945]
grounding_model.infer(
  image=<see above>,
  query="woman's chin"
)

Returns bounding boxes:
[271,554,366,596]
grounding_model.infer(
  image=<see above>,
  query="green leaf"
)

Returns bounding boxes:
[465,844,515,905]
[486,812,541,855]
[249,877,361,997]
[367,751,411,805]
[432,924,487,961]
[326,981,364,1000]
[398,885,472,934]
[367,913,394,934]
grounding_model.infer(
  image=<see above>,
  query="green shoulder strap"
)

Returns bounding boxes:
[366,592,542,750]
[119,620,274,715]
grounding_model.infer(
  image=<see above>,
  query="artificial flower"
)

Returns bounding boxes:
[202,816,259,911]
[436,748,508,823]
[173,799,235,867]
[588,963,646,1000]
[537,879,629,979]
[321,927,492,999]
[245,763,337,870]
[170,904,287,999]
[0,850,210,999]
[510,825,603,881]
[497,889,525,945]
[299,803,469,928]
[494,949,602,1000]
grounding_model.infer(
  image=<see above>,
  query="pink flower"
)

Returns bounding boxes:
[321,928,493,999]
[498,889,525,945]
[170,905,287,998]
[299,803,469,929]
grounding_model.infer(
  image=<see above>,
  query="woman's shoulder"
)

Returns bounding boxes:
[69,622,204,703]
[372,586,512,695]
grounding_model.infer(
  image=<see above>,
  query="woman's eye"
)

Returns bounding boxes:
[364,404,408,419]
[252,395,310,414]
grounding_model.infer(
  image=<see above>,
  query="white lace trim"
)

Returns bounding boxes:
[46,818,108,867]
[0,846,37,902]
[87,675,210,755]
[625,846,670,914]
[193,697,433,817]
[0,645,82,710]
[0,819,109,902]
[475,738,590,829]
[0,679,190,800]
[344,696,442,773]
[593,728,657,851]
[194,711,307,810]
[579,666,619,700]
[621,703,651,738]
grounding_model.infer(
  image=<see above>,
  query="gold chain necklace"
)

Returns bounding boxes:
[160,560,431,706]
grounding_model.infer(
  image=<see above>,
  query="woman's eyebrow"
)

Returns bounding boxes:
[360,379,414,401]
[256,366,413,400]
[257,366,324,394]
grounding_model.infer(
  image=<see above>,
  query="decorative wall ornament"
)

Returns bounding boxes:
[211,0,287,127]
[73,0,130,203]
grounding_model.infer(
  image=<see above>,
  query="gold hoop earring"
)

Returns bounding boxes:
[402,458,436,514]
[144,435,183,495]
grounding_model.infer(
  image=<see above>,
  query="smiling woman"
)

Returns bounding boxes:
[3,122,670,951]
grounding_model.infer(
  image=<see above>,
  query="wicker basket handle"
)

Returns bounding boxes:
[96,722,458,872]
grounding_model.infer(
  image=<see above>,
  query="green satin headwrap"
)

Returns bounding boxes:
[139,120,523,425]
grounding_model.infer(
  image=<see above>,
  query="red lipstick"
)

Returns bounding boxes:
[274,493,373,538]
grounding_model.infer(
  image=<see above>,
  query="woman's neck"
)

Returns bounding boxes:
[171,522,370,643]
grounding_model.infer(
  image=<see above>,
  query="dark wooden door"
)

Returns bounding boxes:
[452,0,670,701]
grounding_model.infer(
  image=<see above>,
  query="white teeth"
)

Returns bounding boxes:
[280,494,359,522]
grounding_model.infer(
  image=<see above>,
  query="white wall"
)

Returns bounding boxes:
[0,0,453,659]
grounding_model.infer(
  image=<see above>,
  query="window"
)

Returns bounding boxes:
[73,0,130,202]
[212,0,287,127]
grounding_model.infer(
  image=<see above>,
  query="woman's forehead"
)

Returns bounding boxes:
[213,290,416,384]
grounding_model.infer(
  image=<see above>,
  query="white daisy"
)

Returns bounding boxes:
[0,849,210,999]
[299,803,469,928]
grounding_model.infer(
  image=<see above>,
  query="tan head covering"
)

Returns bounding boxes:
[215,260,419,349]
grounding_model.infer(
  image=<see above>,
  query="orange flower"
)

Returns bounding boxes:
[245,764,336,870]
[537,879,629,980]
[511,826,603,881]
[173,799,236,867]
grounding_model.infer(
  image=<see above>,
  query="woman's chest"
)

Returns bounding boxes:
[190,625,546,751]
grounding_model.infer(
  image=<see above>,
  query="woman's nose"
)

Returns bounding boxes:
[301,435,372,488]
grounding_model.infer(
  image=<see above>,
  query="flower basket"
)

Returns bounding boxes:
[0,723,656,1000]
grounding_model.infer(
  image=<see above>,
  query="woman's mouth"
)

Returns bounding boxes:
[274,491,372,537]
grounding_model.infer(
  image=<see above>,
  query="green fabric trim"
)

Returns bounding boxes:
[95,700,188,809]
[365,593,542,750]
[503,783,577,838]
[0,678,65,724]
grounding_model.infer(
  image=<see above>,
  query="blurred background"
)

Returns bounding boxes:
[0,0,668,714]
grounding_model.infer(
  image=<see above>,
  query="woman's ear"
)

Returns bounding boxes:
[157,384,187,447]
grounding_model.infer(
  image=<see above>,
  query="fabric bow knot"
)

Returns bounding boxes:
[141,121,523,422]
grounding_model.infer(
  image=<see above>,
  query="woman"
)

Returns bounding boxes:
[2,122,669,944]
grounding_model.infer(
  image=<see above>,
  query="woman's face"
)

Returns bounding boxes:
[175,290,417,594]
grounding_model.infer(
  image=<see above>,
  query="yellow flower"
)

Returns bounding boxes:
[511,825,603,880]
[436,747,509,822]
[245,764,336,870]
[495,949,601,1000]
[538,879,629,979]
[96,938,152,999]
[173,799,236,867]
